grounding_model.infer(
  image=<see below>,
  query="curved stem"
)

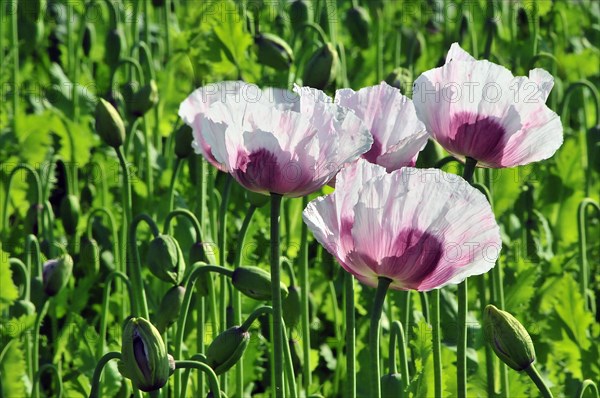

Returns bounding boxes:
[32,364,62,398]
[430,289,442,397]
[26,234,42,279]
[89,352,122,398]
[299,196,312,391]
[218,176,233,335]
[9,258,29,300]
[129,213,160,319]
[370,277,391,398]
[3,164,42,233]
[32,301,50,398]
[344,273,356,398]
[167,158,183,212]
[97,272,133,359]
[270,193,285,397]
[525,365,553,398]
[578,198,600,310]
[86,207,120,270]
[577,380,599,398]
[163,208,202,240]
[240,305,273,331]
[434,156,461,170]
[561,80,600,127]
[175,360,220,397]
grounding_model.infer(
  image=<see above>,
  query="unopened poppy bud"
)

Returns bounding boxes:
[25,203,43,235]
[189,243,210,296]
[10,300,36,318]
[345,6,371,49]
[105,28,125,69]
[205,326,250,375]
[381,373,403,396]
[42,255,73,296]
[255,33,294,70]
[130,80,159,117]
[245,191,269,208]
[385,67,412,92]
[60,195,80,235]
[483,305,536,371]
[80,238,100,275]
[174,125,194,159]
[82,23,95,57]
[283,285,301,329]
[302,43,338,89]
[231,266,288,301]
[289,0,311,31]
[119,317,171,392]
[95,98,126,148]
[155,285,185,333]
[147,234,186,285]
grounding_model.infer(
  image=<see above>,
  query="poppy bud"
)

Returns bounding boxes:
[174,124,194,159]
[483,305,536,371]
[205,326,250,375]
[80,238,100,275]
[105,28,125,70]
[119,317,171,392]
[42,255,73,296]
[155,285,185,333]
[231,266,288,301]
[302,43,338,90]
[282,285,301,329]
[80,184,96,211]
[24,203,43,235]
[245,190,269,208]
[381,373,403,396]
[130,80,159,117]
[345,6,371,49]
[30,276,45,309]
[384,67,412,92]
[95,98,126,148]
[147,234,186,285]
[289,0,311,31]
[60,194,80,235]
[10,300,36,318]
[189,243,210,296]
[82,23,95,57]
[255,33,294,70]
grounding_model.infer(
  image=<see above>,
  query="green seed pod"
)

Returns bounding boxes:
[282,285,301,329]
[24,203,43,236]
[174,124,194,159]
[82,23,95,57]
[10,300,36,318]
[42,254,74,297]
[245,190,269,208]
[30,276,45,310]
[147,234,186,285]
[189,243,210,296]
[95,98,126,148]
[302,43,338,90]
[155,285,185,333]
[384,67,412,92]
[345,6,371,49]
[119,317,171,392]
[59,195,80,235]
[381,373,403,396]
[231,266,288,301]
[255,33,294,70]
[289,0,312,31]
[80,238,100,275]
[130,80,159,117]
[105,28,125,70]
[483,305,536,371]
[205,326,250,375]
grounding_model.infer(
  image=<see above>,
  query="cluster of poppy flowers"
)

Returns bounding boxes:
[179,42,562,292]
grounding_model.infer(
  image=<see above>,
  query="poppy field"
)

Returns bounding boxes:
[0,0,599,397]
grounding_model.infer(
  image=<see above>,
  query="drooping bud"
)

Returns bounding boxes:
[255,33,294,70]
[105,28,125,70]
[231,266,288,301]
[381,373,403,396]
[24,203,43,235]
[60,195,80,235]
[189,243,210,296]
[245,190,269,208]
[80,238,100,275]
[147,234,186,285]
[384,67,412,92]
[174,124,194,159]
[282,285,301,329]
[95,98,126,148]
[119,317,171,392]
[205,326,250,375]
[289,0,312,31]
[483,305,536,371]
[42,254,74,296]
[345,6,371,49]
[155,285,185,333]
[82,23,95,57]
[130,80,159,117]
[302,43,338,90]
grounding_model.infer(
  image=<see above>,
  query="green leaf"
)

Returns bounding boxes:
[0,254,19,312]
[211,0,253,68]
[552,275,593,350]
[0,339,29,397]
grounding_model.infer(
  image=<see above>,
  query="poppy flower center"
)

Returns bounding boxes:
[447,112,507,164]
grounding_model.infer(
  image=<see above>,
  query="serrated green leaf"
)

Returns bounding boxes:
[0,339,29,397]
[553,275,593,350]
[0,256,19,312]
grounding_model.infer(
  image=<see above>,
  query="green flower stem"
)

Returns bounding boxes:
[329,280,342,395]
[97,271,133,359]
[87,207,121,272]
[163,208,202,239]
[124,118,142,157]
[179,354,207,398]
[483,3,496,59]
[73,1,99,122]
[42,201,56,258]
[577,380,599,398]
[26,234,42,279]
[167,158,183,212]
[370,277,392,398]
[196,296,205,396]
[375,8,383,82]
[175,360,220,398]
[240,305,273,331]
[577,198,600,310]
[270,193,286,397]
[525,365,553,398]
[477,274,496,397]
[32,364,62,398]
[430,289,442,397]
[295,22,329,44]
[419,291,430,323]
[89,352,122,398]
[10,0,18,135]
[391,320,410,392]
[219,176,233,333]
[299,196,312,391]
[344,272,356,398]
[9,258,29,300]
[3,164,42,234]
[174,263,233,397]
[164,0,171,56]
[32,300,50,398]
[129,213,160,319]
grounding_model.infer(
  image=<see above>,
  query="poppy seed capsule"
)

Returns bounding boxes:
[345,6,371,49]
[205,326,250,375]
[289,0,312,31]
[104,28,125,70]
[302,43,338,90]
[231,266,288,301]
[82,23,95,57]
[282,285,301,329]
[381,373,403,396]
[80,238,100,275]
[95,98,126,148]
[119,317,171,392]
[130,80,159,117]
[42,255,73,296]
[255,33,294,70]
[147,234,186,285]
[174,124,194,159]
[60,195,80,235]
[483,305,536,371]
[155,286,185,333]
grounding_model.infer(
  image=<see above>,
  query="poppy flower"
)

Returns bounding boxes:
[412,43,563,168]
[179,81,373,197]
[302,159,501,291]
